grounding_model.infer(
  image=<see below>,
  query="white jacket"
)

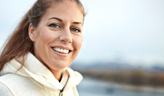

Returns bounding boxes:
[0,52,83,96]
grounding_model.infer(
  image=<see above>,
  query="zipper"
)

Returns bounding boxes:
[59,76,70,96]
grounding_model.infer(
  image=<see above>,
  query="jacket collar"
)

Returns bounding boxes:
[1,52,82,91]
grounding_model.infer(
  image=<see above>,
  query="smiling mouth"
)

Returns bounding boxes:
[52,47,72,54]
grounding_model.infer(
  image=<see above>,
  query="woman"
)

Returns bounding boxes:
[0,0,86,96]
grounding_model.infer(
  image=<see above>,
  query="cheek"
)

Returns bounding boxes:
[34,30,56,56]
[74,36,83,51]
[37,30,55,45]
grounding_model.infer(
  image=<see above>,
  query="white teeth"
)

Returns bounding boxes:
[53,48,69,53]
[61,49,64,53]
[57,48,60,52]
[64,49,69,53]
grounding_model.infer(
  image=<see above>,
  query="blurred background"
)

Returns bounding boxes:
[0,0,164,96]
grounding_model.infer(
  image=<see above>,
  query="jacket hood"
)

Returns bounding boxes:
[0,52,83,91]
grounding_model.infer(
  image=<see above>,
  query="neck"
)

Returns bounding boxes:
[50,69,63,81]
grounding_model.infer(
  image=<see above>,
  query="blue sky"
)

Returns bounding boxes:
[0,0,164,66]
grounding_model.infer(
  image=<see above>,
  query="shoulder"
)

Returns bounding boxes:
[0,74,30,85]
[0,74,30,95]
[0,82,14,96]
[0,74,45,96]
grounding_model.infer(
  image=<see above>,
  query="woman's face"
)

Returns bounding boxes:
[29,1,83,71]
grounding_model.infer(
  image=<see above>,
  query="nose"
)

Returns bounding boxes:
[59,28,72,43]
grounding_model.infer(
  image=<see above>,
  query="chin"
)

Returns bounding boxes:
[49,61,71,71]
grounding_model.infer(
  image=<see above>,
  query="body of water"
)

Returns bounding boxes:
[77,77,164,96]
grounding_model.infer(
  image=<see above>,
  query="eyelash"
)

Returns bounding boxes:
[48,23,81,33]
[49,23,60,29]
[71,27,81,33]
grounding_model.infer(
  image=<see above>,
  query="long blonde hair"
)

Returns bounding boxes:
[0,0,86,71]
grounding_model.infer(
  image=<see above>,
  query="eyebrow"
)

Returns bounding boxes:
[48,17,83,25]
[73,22,83,25]
[48,17,62,22]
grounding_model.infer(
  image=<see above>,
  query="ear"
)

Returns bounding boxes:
[28,23,36,42]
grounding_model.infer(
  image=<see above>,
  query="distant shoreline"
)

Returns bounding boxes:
[71,65,164,88]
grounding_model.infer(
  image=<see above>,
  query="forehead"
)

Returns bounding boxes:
[41,1,83,23]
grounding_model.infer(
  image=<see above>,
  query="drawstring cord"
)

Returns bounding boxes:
[59,76,70,96]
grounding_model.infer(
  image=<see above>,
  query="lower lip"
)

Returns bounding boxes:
[52,48,69,57]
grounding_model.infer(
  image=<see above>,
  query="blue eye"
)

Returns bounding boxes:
[49,23,60,28]
[71,27,81,33]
